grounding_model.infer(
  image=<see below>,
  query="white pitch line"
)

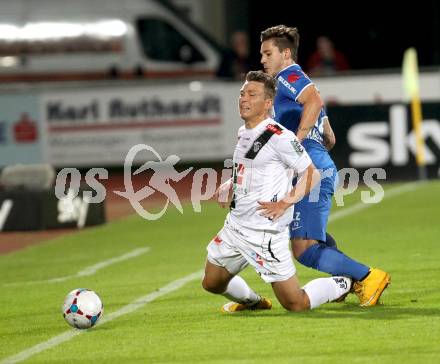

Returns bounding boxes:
[0,270,203,364]
[329,182,423,223]
[5,247,150,287]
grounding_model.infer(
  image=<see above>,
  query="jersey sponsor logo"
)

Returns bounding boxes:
[278,75,297,94]
[233,162,250,195]
[266,124,283,135]
[287,72,301,83]
[290,139,304,154]
[234,163,245,185]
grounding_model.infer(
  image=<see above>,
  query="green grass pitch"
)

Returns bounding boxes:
[1,181,439,363]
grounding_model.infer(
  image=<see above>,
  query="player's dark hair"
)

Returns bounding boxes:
[260,25,299,62]
[245,71,276,100]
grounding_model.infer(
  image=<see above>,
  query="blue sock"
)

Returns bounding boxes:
[297,243,370,281]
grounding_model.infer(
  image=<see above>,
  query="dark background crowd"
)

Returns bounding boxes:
[215,0,440,79]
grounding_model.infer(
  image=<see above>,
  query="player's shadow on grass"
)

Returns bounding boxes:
[302,304,440,320]
[226,304,440,320]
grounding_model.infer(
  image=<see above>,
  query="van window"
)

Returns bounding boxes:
[0,21,125,56]
[136,18,205,63]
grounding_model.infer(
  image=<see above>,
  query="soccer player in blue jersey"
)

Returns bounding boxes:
[259,25,390,306]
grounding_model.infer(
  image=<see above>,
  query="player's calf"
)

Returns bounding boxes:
[202,260,235,294]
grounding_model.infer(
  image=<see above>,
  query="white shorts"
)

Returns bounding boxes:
[207,216,296,283]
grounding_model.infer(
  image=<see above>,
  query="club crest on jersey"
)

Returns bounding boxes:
[253,141,262,153]
[266,124,283,135]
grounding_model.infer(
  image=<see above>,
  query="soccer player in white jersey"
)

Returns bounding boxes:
[202,71,351,312]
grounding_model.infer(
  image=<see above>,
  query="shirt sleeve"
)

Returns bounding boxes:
[276,133,312,176]
[278,69,313,102]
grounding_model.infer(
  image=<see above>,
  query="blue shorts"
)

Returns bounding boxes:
[289,167,337,242]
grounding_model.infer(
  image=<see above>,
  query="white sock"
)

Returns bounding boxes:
[302,276,352,309]
[222,275,260,305]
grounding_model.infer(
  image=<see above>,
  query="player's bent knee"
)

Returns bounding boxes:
[202,277,225,294]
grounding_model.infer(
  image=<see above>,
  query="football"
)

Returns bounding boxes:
[62,288,103,329]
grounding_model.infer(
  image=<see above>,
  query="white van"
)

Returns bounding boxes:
[0,0,221,82]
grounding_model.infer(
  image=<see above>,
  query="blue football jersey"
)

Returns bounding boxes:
[273,64,334,170]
